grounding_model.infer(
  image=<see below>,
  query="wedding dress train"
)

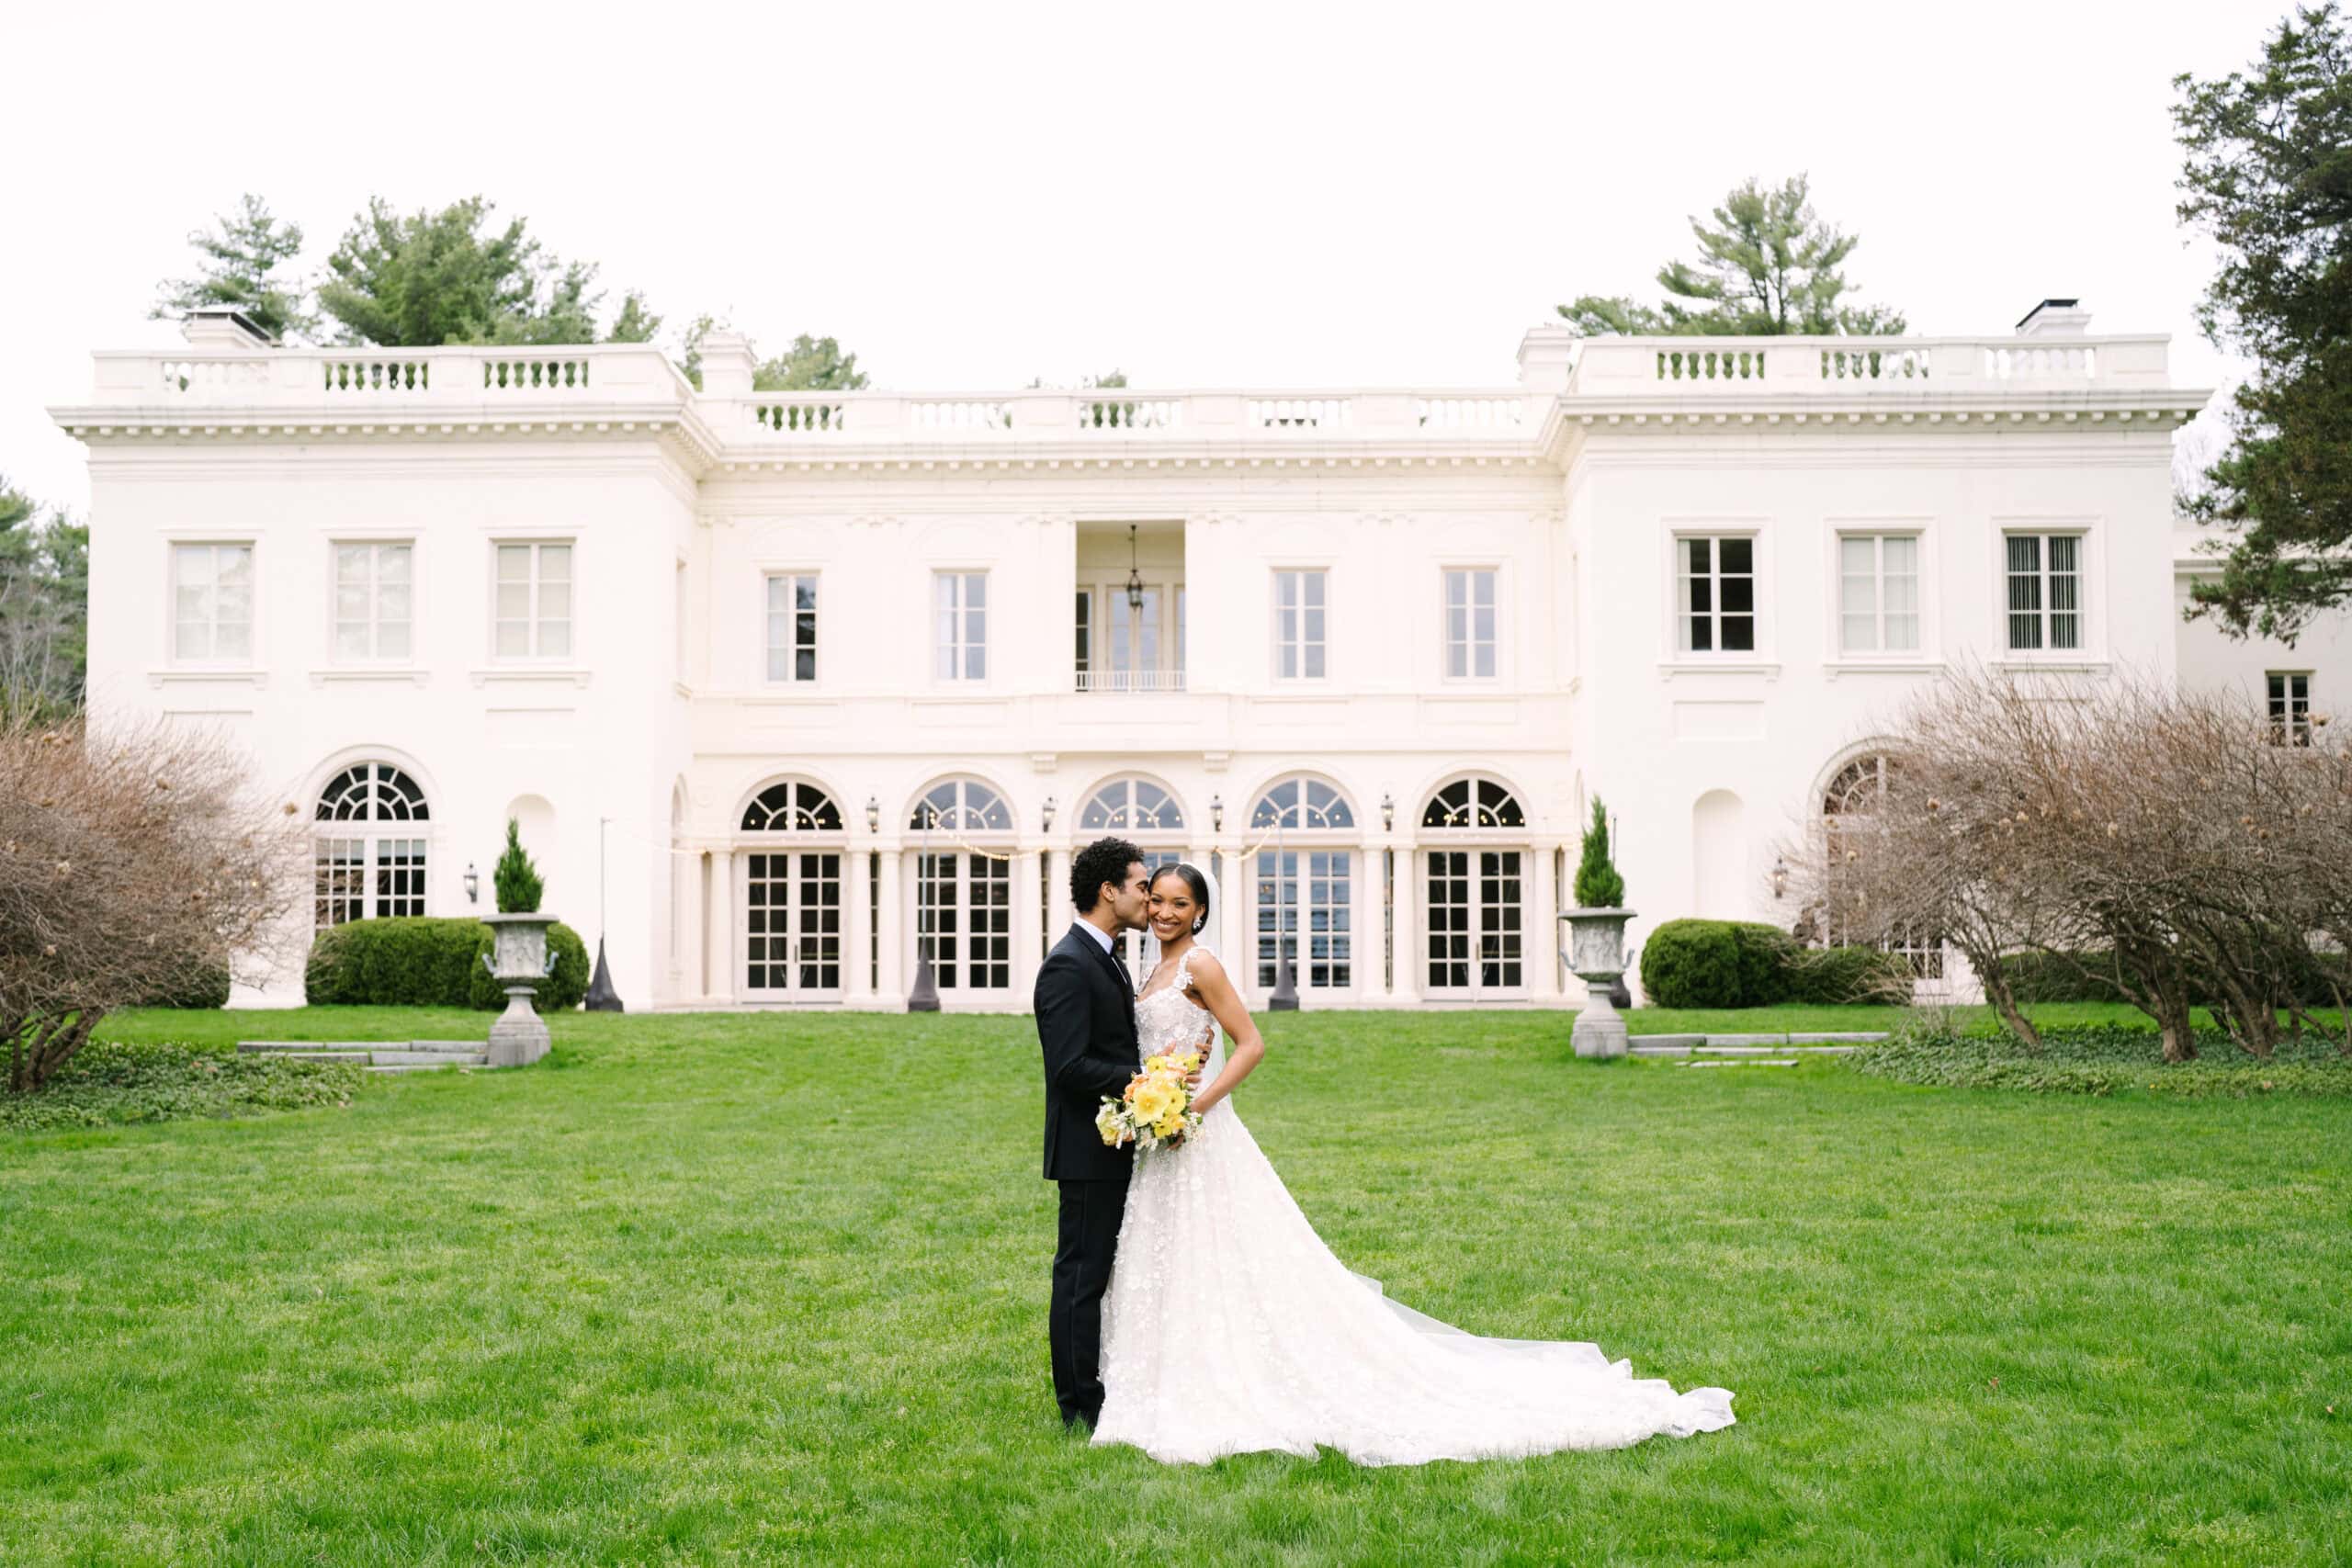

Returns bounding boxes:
[1091,951,1736,1467]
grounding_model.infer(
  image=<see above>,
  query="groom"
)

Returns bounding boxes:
[1034,835,1152,1431]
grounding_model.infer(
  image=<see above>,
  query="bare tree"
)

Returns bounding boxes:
[1,716,306,1091]
[1783,666,2352,1064]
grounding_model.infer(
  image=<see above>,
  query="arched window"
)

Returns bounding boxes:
[1421,776,1525,830]
[909,777,1012,834]
[1250,776,1353,832]
[1080,777,1185,834]
[739,781,844,998]
[314,761,429,927]
[1249,775,1356,994]
[909,777,1014,997]
[1817,751,1941,980]
[742,780,844,833]
[1419,775,1528,995]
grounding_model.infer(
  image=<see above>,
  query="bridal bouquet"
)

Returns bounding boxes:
[1096,1048,1205,1152]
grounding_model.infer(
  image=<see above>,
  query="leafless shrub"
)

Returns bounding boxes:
[1781,665,2352,1064]
[1,714,305,1091]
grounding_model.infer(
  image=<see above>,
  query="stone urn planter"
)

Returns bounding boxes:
[480,913,559,1067]
[1562,908,1636,1059]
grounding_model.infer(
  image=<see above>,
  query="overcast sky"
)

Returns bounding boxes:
[4,0,2279,514]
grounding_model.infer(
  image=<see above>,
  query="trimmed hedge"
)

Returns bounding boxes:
[304,917,587,1010]
[1639,918,1912,1008]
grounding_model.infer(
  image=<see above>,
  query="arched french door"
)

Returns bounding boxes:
[1077,774,1191,974]
[313,761,430,927]
[740,779,845,1001]
[910,778,1014,1003]
[1250,775,1358,998]
[1420,775,1527,998]
[1819,752,1945,987]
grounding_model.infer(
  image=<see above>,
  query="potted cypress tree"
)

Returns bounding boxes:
[481,818,558,1067]
[1563,797,1635,1059]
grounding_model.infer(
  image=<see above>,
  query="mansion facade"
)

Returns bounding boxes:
[53,301,2352,1009]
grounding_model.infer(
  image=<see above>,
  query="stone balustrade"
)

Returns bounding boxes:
[1565,333,2172,393]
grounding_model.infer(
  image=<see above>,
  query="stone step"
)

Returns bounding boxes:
[240,1039,485,1058]
[1679,1058,1801,1067]
[367,1060,482,1075]
[1630,1041,1864,1058]
[251,1044,490,1069]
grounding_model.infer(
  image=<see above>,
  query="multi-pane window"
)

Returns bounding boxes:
[1677,536,1755,653]
[1073,590,1092,684]
[334,542,413,660]
[2269,672,2313,746]
[1838,536,1920,654]
[935,571,987,680]
[313,761,429,927]
[765,573,819,682]
[2005,534,2082,651]
[172,544,254,661]
[494,542,572,659]
[1444,569,1498,679]
[1274,569,1328,679]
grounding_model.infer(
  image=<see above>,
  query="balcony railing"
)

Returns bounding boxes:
[1075,669,1187,694]
[1565,333,2173,394]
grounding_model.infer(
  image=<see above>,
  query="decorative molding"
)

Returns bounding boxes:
[308,667,431,687]
[146,668,267,688]
[1655,660,1782,682]
[468,666,594,688]
[1822,659,1946,682]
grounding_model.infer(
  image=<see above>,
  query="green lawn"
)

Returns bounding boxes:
[5,1009,2347,1565]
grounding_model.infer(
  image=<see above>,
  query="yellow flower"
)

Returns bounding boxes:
[1096,1103,1131,1147]
[1153,1109,1185,1139]
[1129,1078,1179,1125]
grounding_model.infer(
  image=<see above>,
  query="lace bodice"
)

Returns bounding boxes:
[1134,945,1224,1082]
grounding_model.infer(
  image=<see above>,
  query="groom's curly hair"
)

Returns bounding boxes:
[1070,836,1145,913]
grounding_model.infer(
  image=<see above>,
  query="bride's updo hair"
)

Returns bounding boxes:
[1150,862,1211,935]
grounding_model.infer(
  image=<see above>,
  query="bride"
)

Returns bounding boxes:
[1091,862,1736,1467]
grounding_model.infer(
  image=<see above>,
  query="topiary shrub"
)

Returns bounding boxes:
[1728,922,1796,1006]
[493,818,544,913]
[467,921,589,1012]
[1782,943,1914,1005]
[1639,919,1745,1008]
[304,918,488,1006]
[1572,796,1625,908]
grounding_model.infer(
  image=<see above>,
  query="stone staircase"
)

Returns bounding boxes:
[237,1040,492,1074]
[1629,1031,1886,1068]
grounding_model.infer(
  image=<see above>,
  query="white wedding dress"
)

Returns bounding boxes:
[1092,946,1736,1467]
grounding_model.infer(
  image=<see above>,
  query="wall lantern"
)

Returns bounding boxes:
[865,795,881,833]
[1210,794,1224,834]
[1771,855,1789,899]
[1380,792,1396,832]
[464,863,480,904]
[1124,525,1146,612]
[1041,795,1057,833]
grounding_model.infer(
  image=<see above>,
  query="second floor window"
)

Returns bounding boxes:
[935,571,987,680]
[1838,535,1920,654]
[2005,534,2081,651]
[766,573,818,682]
[334,542,412,660]
[173,543,253,661]
[1274,569,1327,680]
[1678,536,1755,653]
[1444,569,1498,678]
[2269,672,2312,746]
[495,542,572,659]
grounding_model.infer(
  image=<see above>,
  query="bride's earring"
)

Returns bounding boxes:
[1193,915,1207,933]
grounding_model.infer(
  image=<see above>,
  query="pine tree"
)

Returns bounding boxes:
[1573,797,1625,908]
[1559,174,1905,338]
[152,193,316,343]
[492,818,544,914]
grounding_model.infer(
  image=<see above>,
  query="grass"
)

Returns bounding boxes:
[4,1008,2347,1565]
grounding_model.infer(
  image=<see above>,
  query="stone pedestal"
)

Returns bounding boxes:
[1563,908,1636,1059]
[481,914,557,1067]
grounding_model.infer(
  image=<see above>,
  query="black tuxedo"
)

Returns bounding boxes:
[1034,920,1140,1427]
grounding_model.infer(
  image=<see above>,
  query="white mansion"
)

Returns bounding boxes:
[52,302,2352,1010]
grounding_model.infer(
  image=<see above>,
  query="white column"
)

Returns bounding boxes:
[679,844,707,1005]
[1043,846,1067,949]
[1220,837,1252,1003]
[1389,835,1421,1005]
[1012,842,1043,993]
[1528,839,1562,1002]
[876,848,905,1004]
[707,849,738,1005]
[845,847,875,1005]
